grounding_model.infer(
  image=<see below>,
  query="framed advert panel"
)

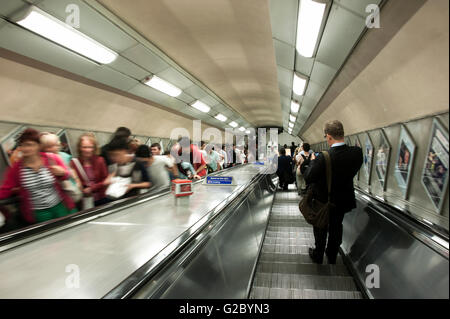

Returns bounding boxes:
[421,118,449,213]
[394,125,417,200]
[375,129,391,191]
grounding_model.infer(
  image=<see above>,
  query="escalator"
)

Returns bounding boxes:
[250,185,362,299]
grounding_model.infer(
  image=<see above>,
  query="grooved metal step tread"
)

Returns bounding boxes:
[256,261,350,277]
[252,272,358,291]
[249,287,363,299]
[259,252,345,265]
[249,186,361,299]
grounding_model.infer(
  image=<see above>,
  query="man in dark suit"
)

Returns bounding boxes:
[276,148,293,191]
[304,120,363,264]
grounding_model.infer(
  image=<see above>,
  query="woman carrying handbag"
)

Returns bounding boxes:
[71,133,111,210]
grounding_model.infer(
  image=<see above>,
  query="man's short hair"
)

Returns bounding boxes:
[302,143,310,152]
[108,137,129,151]
[135,145,151,158]
[151,143,161,150]
[324,120,345,140]
[280,148,286,156]
[114,127,131,139]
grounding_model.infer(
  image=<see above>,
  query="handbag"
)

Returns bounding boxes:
[72,158,95,210]
[47,153,82,203]
[298,151,334,229]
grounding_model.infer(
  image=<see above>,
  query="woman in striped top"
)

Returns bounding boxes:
[0,128,77,224]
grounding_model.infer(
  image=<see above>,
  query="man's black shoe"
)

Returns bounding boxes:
[308,248,323,264]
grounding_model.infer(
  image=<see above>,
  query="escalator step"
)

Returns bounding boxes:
[252,272,358,291]
[249,287,362,299]
[259,252,344,265]
[256,261,350,277]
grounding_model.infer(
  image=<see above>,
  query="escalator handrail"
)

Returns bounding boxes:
[102,166,271,299]
[0,164,243,251]
[355,189,449,259]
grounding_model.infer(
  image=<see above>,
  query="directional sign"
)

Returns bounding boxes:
[203,176,236,186]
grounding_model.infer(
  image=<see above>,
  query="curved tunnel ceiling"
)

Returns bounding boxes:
[98,0,283,128]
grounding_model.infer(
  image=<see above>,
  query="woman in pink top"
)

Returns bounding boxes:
[0,128,76,224]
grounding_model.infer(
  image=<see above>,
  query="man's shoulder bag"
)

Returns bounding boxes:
[298,151,334,229]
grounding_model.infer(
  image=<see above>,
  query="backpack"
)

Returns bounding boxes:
[300,154,311,175]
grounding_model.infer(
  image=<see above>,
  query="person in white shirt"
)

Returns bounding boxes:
[218,145,227,169]
[135,145,178,190]
[295,142,312,195]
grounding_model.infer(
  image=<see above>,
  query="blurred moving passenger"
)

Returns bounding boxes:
[100,127,132,166]
[150,143,162,156]
[71,133,111,208]
[135,145,177,190]
[178,138,207,177]
[206,145,221,173]
[304,120,363,264]
[295,143,312,195]
[128,138,141,154]
[40,132,82,204]
[276,148,293,191]
[171,139,201,180]
[0,128,77,224]
[218,145,227,169]
[163,149,179,180]
[107,138,151,198]
[290,142,297,157]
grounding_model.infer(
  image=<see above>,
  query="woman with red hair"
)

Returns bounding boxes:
[0,128,77,224]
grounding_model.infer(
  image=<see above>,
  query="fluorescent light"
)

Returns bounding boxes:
[229,121,238,128]
[291,101,300,113]
[215,113,227,122]
[296,0,326,58]
[293,73,307,96]
[245,130,251,134]
[289,122,294,128]
[191,100,211,113]
[239,127,246,132]
[16,6,117,64]
[144,75,182,97]
[290,115,296,122]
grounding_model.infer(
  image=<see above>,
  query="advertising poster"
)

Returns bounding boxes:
[58,130,72,155]
[1,126,25,166]
[364,133,374,185]
[375,129,391,191]
[394,125,416,199]
[421,119,449,212]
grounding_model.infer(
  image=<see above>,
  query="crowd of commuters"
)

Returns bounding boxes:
[0,127,254,230]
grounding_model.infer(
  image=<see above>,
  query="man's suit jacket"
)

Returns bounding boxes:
[304,144,363,213]
[277,155,293,179]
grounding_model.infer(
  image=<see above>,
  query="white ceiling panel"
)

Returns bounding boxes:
[0,0,26,17]
[309,61,337,89]
[269,0,298,45]
[0,21,98,77]
[295,53,315,76]
[184,85,209,100]
[177,92,195,105]
[156,67,194,90]
[277,65,293,88]
[335,0,383,18]
[305,81,327,102]
[122,44,170,74]
[273,38,295,70]
[37,0,137,53]
[315,4,366,70]
[108,56,149,81]
[85,66,138,92]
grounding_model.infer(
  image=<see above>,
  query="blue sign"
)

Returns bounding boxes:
[254,161,265,165]
[205,176,234,185]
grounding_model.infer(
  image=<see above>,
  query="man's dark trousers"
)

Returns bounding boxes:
[312,207,346,263]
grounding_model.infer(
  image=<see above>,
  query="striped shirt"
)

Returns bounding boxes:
[20,166,61,210]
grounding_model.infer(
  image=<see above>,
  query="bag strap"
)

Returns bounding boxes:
[322,151,332,202]
[72,158,90,186]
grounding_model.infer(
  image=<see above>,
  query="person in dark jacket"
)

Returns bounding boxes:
[304,120,363,264]
[276,148,293,191]
[100,127,132,166]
